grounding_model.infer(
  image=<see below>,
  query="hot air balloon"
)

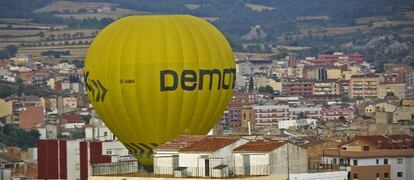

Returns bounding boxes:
[84,15,235,164]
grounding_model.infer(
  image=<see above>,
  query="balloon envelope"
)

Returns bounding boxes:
[84,15,235,162]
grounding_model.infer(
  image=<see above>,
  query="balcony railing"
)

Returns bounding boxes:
[91,162,272,178]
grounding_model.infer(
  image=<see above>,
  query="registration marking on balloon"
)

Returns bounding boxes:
[84,71,108,102]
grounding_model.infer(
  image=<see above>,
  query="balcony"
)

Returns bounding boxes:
[91,162,273,179]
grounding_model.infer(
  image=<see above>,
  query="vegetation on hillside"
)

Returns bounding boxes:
[0,124,40,149]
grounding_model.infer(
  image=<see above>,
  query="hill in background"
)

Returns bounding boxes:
[0,0,413,67]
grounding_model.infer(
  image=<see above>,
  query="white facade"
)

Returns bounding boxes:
[278,120,298,129]
[253,105,322,127]
[234,143,308,176]
[101,141,130,162]
[253,105,289,126]
[154,151,179,175]
[290,171,348,180]
[85,126,117,141]
[66,140,81,180]
[63,97,77,109]
[64,122,85,129]
[322,156,414,180]
[178,139,248,177]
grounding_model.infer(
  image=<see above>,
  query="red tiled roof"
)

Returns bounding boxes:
[19,106,44,129]
[324,149,414,158]
[154,135,206,151]
[60,113,82,123]
[233,140,286,153]
[342,135,414,149]
[179,137,239,153]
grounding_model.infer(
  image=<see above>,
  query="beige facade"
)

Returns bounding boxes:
[327,69,342,79]
[377,83,406,99]
[241,106,253,128]
[313,82,340,95]
[0,98,13,118]
[255,76,282,92]
[349,75,381,98]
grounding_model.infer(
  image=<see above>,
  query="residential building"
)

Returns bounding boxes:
[313,81,340,95]
[377,83,406,99]
[252,105,290,126]
[37,139,130,180]
[177,137,248,177]
[322,135,414,180]
[233,140,308,176]
[153,135,206,175]
[0,99,13,120]
[19,106,44,129]
[285,80,313,96]
[349,74,381,98]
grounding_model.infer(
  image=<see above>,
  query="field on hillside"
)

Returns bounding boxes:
[245,3,275,12]
[35,1,113,13]
[55,8,148,20]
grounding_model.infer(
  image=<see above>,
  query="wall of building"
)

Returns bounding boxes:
[66,140,81,180]
[0,99,12,118]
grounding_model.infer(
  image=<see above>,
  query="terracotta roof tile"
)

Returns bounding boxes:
[179,137,239,153]
[60,113,82,123]
[233,140,286,153]
[343,135,414,149]
[154,135,206,151]
[324,149,414,158]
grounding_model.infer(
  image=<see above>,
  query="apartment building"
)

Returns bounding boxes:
[322,135,414,180]
[349,74,381,98]
[313,81,340,95]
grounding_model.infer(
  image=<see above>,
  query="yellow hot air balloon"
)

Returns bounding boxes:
[84,15,235,163]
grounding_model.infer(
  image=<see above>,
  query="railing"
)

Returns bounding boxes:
[91,163,271,178]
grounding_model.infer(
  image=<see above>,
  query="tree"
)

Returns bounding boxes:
[72,59,84,68]
[0,124,40,149]
[257,85,274,94]
[248,76,254,92]
[5,45,18,56]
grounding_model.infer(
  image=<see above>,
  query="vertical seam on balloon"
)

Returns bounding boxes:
[177,16,201,135]
[90,20,126,140]
[102,19,130,140]
[170,16,186,136]
[160,17,169,142]
[206,20,234,134]
[132,16,144,142]
[190,18,218,133]
[118,17,142,143]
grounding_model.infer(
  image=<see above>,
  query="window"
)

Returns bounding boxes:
[75,149,80,155]
[106,150,112,154]
[75,163,80,170]
[363,146,369,151]
[376,173,379,178]
[333,158,337,164]
[384,159,388,164]
[353,159,358,165]
[397,172,403,177]
[103,132,108,137]
[353,173,358,179]
[376,159,379,164]
[397,158,403,164]
[384,172,389,178]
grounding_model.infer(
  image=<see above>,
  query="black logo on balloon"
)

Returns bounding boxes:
[84,71,108,102]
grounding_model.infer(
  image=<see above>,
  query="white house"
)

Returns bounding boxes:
[85,125,117,141]
[153,135,206,175]
[177,137,248,178]
[233,140,308,176]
